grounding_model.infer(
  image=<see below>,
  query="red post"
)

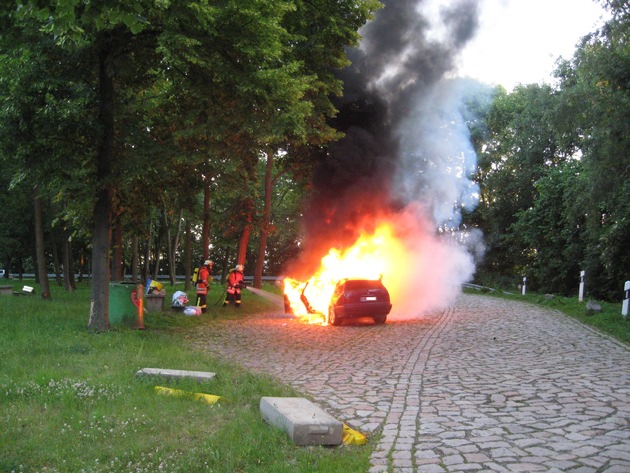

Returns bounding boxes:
[136,284,145,329]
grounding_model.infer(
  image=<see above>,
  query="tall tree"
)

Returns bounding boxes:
[474,84,564,282]
[250,0,382,286]
[554,11,630,298]
[510,161,585,295]
[32,186,51,299]
[0,11,95,288]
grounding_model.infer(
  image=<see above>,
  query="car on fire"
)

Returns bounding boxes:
[327,278,392,326]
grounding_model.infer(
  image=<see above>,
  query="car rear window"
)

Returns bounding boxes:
[344,279,383,290]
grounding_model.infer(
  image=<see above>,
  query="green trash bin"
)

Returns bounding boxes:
[109,282,140,325]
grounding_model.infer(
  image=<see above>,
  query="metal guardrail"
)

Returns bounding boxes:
[9,274,283,282]
[462,282,490,291]
[10,275,484,290]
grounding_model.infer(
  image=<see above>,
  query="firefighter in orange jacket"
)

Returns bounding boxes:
[223,264,244,308]
[196,260,213,313]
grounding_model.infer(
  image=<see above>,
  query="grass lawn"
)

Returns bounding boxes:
[0,280,371,473]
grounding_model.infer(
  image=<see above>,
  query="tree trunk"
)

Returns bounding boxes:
[220,245,231,283]
[237,221,250,268]
[62,232,76,292]
[172,209,183,285]
[2,257,9,279]
[79,248,87,284]
[254,151,274,289]
[152,219,162,280]
[143,234,151,282]
[201,180,211,260]
[89,190,113,331]
[131,234,139,284]
[78,248,84,283]
[88,39,115,332]
[112,218,123,281]
[164,207,183,286]
[33,186,52,300]
[184,219,192,292]
[236,197,254,269]
[52,231,62,286]
[163,208,172,283]
[16,257,24,280]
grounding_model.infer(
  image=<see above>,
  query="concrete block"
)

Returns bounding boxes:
[13,285,35,296]
[260,397,343,446]
[135,368,216,382]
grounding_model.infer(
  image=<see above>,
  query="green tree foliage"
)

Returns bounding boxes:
[1,1,381,329]
[471,10,629,300]
[555,14,630,298]
[474,84,567,281]
[0,13,95,286]
[511,161,585,294]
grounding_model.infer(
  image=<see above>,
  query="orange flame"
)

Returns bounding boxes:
[283,222,407,324]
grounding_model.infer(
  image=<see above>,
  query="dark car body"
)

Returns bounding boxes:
[328,278,392,325]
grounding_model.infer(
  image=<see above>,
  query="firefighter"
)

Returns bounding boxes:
[224,264,245,308]
[195,260,213,313]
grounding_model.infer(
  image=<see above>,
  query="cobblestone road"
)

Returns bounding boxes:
[191,293,630,472]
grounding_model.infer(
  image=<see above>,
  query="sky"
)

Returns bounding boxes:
[453,0,610,90]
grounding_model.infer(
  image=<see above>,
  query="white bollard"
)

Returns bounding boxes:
[578,270,585,303]
[522,277,527,296]
[622,281,630,318]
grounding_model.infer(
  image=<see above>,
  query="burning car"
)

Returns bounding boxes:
[284,277,392,325]
[327,278,392,325]
[283,223,401,325]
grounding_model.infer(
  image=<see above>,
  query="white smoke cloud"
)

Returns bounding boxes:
[384,204,479,319]
[394,77,492,228]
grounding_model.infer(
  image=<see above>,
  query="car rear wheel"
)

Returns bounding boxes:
[374,314,387,324]
[328,306,340,326]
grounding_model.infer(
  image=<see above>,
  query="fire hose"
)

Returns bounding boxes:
[212,287,227,306]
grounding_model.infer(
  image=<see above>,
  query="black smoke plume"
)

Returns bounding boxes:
[290,0,490,314]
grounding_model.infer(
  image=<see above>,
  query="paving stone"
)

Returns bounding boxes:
[188,293,630,473]
[415,450,439,460]
[449,464,483,471]
[548,460,579,469]
[605,448,630,461]
[443,453,465,465]
[368,466,388,473]
[391,450,411,460]
[605,464,630,473]
[464,453,491,463]
[504,462,547,472]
